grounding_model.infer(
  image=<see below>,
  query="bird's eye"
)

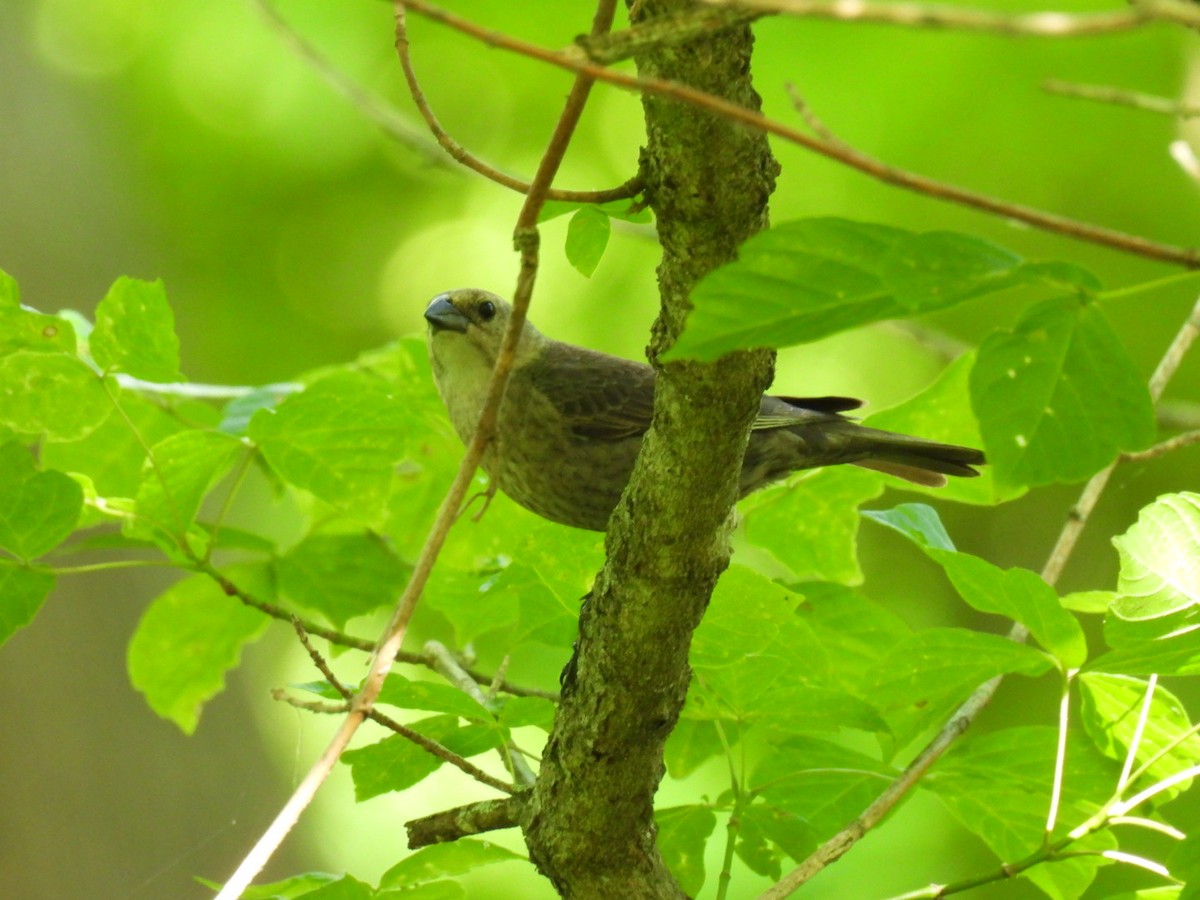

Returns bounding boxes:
[478,300,496,321]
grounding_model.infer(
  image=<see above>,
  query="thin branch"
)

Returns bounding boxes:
[399,0,1200,267]
[1118,675,1159,795]
[577,6,760,64]
[703,0,1150,36]
[1044,79,1200,118]
[250,0,447,165]
[114,375,301,399]
[394,6,641,204]
[405,795,527,848]
[192,558,556,699]
[1044,669,1077,835]
[425,640,538,788]
[212,3,610,893]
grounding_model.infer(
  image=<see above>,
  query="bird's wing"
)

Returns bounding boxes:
[753,394,861,430]
[522,341,657,441]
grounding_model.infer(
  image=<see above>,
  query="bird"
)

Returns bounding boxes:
[425,288,985,532]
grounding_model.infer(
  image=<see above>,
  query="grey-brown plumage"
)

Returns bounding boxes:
[425,289,985,532]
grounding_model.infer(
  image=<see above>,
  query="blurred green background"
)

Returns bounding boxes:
[2,0,1199,897]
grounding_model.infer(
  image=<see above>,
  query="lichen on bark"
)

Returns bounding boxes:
[521,3,780,896]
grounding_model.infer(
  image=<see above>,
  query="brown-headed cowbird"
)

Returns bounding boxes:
[425,288,985,531]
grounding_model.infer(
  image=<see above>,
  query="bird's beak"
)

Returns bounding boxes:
[424,295,470,333]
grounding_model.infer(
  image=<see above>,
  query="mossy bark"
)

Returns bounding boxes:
[522,4,779,897]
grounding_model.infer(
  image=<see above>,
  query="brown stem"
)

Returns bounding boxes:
[398,0,1200,267]
[394,5,641,204]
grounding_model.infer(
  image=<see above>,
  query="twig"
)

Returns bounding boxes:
[250,0,447,165]
[1122,428,1200,461]
[399,0,1200,267]
[114,375,301,399]
[405,795,527,848]
[577,6,760,64]
[1044,79,1200,118]
[288,619,518,792]
[211,3,611,894]
[702,0,1149,35]
[425,640,539,787]
[394,6,641,204]
[191,559,556,699]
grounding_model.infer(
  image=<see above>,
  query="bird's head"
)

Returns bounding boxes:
[424,289,543,368]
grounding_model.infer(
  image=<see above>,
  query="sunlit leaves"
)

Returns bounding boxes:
[0,561,56,648]
[90,277,182,382]
[125,429,244,551]
[127,568,271,733]
[971,297,1154,488]
[925,727,1118,900]
[342,715,498,800]
[564,206,611,278]
[739,466,882,585]
[868,503,1086,667]
[1078,673,1200,800]
[1090,493,1200,676]
[667,218,1096,361]
[379,841,525,891]
[249,371,409,525]
[276,532,409,630]
[656,806,717,897]
[1111,493,1200,622]
[0,468,82,561]
[0,351,114,441]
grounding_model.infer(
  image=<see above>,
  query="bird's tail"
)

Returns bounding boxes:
[848,426,986,487]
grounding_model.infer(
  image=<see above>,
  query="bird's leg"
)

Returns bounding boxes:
[457,478,498,523]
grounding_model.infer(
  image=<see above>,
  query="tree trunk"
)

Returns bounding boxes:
[521,3,780,896]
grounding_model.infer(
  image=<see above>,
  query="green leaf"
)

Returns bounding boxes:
[375,674,492,721]
[655,805,717,898]
[796,583,914,694]
[926,726,1117,900]
[937,555,1087,668]
[664,717,729,779]
[1111,493,1200,622]
[0,467,83,560]
[667,218,1053,361]
[864,502,957,551]
[127,568,270,733]
[380,840,524,889]
[740,467,883,585]
[866,628,1054,753]
[126,430,244,549]
[537,197,651,224]
[1061,590,1119,614]
[0,268,18,307]
[206,872,339,898]
[869,504,1087,667]
[276,532,409,630]
[738,804,816,873]
[970,297,1155,488]
[291,874,374,900]
[0,561,56,648]
[342,715,497,800]
[863,351,1023,506]
[689,566,887,735]
[498,695,556,731]
[1078,672,1200,800]
[41,394,184,499]
[1170,833,1200,900]
[0,351,114,441]
[249,372,410,525]
[90,277,181,381]
[1088,627,1200,676]
[564,206,611,278]
[0,308,77,355]
[750,736,896,838]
